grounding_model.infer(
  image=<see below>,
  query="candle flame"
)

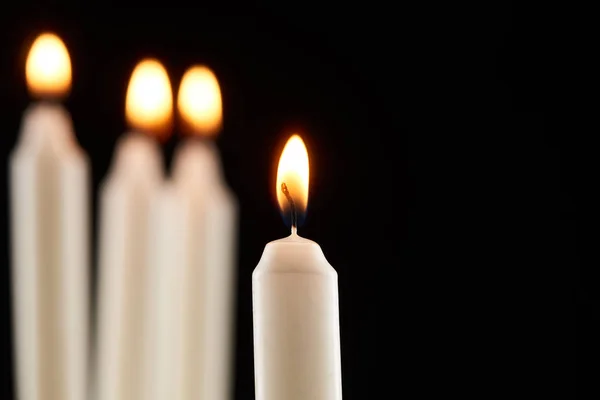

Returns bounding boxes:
[26,33,72,99]
[276,135,309,226]
[125,59,173,139]
[177,65,222,137]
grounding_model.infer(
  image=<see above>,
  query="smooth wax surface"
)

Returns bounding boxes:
[253,233,342,400]
[145,138,237,400]
[10,102,89,400]
[95,132,163,400]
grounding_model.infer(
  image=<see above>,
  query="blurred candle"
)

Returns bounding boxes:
[252,135,342,400]
[94,59,171,400]
[145,65,237,400]
[9,33,89,400]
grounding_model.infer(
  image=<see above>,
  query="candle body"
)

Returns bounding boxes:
[144,184,187,400]
[95,133,163,400]
[253,234,342,400]
[9,102,90,400]
[145,139,237,400]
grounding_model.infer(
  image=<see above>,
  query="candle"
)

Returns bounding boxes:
[252,135,342,400]
[9,33,89,400]
[144,65,237,400]
[94,59,171,400]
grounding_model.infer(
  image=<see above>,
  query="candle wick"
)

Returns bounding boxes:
[281,182,297,234]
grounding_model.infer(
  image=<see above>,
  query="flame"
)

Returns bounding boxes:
[26,33,72,98]
[276,135,309,221]
[125,59,173,138]
[177,65,222,137]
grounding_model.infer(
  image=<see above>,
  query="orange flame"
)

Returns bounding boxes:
[125,59,173,139]
[177,65,222,137]
[26,33,71,99]
[276,134,309,217]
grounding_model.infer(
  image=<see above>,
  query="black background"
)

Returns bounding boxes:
[0,3,583,399]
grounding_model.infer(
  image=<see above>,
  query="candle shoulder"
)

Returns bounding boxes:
[10,103,89,184]
[172,139,226,188]
[105,132,164,184]
[171,139,238,210]
[253,234,337,277]
[15,102,80,154]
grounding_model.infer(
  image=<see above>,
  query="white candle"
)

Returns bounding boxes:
[94,59,172,400]
[171,138,237,400]
[252,135,342,400]
[9,33,89,400]
[145,65,237,400]
[144,183,187,400]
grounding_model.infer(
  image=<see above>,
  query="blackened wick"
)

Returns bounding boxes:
[281,182,297,230]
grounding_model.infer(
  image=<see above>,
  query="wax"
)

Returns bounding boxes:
[252,232,342,400]
[10,102,90,400]
[94,132,163,400]
[143,183,184,400]
[145,139,237,400]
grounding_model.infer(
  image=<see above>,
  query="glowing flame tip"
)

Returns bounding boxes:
[125,58,173,138]
[177,65,222,137]
[26,33,72,98]
[276,134,309,228]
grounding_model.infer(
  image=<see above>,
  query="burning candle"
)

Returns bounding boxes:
[252,135,342,400]
[9,32,90,400]
[144,65,237,400]
[94,59,171,400]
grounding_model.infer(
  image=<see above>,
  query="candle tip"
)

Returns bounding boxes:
[276,135,309,222]
[125,58,173,140]
[26,33,72,99]
[177,65,222,137]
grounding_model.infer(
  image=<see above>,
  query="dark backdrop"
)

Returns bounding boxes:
[0,4,580,399]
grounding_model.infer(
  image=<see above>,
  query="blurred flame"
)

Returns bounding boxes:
[177,65,222,137]
[26,33,72,98]
[125,59,173,138]
[276,135,309,216]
